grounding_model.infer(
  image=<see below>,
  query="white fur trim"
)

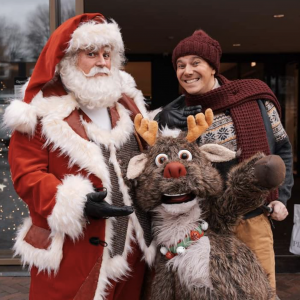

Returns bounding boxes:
[81,102,134,148]
[119,71,148,117]
[108,143,132,206]
[160,126,182,138]
[130,213,157,266]
[153,202,202,247]
[119,70,136,88]
[148,107,162,120]
[106,255,131,280]
[200,144,236,162]
[167,236,212,290]
[31,92,77,119]
[47,174,94,240]
[3,100,37,135]
[94,143,155,298]
[94,219,136,300]
[161,199,199,215]
[68,20,124,53]
[36,96,112,204]
[107,144,156,265]
[13,217,64,274]
[2,91,77,135]
[127,153,148,180]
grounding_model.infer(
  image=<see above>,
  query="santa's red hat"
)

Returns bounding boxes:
[24,13,124,104]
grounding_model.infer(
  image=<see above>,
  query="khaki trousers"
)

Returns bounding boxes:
[235,214,276,292]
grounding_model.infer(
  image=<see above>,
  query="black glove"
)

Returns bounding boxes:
[155,96,202,130]
[84,189,134,219]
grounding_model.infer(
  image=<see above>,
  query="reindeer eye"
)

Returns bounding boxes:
[155,154,168,166]
[178,150,192,161]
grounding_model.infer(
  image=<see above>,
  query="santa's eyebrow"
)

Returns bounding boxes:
[83,46,98,52]
[103,46,111,52]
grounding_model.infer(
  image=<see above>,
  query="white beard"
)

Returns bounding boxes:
[59,57,123,109]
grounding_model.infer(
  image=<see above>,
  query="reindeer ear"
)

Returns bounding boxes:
[127,153,148,179]
[200,144,236,162]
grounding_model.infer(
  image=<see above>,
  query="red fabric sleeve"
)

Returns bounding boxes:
[8,124,61,218]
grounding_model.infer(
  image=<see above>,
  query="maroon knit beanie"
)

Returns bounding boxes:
[172,30,222,73]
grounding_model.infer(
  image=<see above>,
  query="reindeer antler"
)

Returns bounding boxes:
[134,114,158,146]
[186,109,214,143]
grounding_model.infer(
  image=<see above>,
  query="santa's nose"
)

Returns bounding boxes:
[96,55,107,67]
[163,162,187,178]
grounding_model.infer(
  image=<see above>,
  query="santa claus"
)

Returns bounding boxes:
[4,13,155,300]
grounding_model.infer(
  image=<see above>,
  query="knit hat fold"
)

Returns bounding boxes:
[172,30,222,73]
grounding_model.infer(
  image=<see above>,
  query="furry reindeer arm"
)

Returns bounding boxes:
[218,153,286,225]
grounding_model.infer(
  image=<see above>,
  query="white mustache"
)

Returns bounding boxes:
[82,66,111,77]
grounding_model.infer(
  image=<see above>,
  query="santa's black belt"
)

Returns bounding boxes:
[243,207,264,220]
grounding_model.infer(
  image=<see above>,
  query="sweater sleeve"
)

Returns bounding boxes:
[275,137,294,205]
[264,101,294,205]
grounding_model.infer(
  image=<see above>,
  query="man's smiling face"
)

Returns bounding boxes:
[176,55,216,95]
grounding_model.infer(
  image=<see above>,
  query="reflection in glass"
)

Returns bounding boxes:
[60,0,76,24]
[0,0,50,255]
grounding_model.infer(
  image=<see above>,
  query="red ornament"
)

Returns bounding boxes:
[165,251,175,260]
[190,230,204,241]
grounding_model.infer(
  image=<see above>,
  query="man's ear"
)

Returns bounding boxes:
[127,153,148,179]
[200,144,236,162]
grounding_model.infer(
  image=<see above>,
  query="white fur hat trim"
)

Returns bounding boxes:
[67,20,124,54]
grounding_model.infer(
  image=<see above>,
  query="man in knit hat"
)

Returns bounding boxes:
[4,13,155,300]
[155,30,293,295]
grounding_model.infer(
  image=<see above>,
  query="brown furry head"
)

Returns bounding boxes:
[127,130,236,212]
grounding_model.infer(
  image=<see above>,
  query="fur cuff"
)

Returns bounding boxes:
[3,100,37,135]
[13,217,64,274]
[47,174,94,240]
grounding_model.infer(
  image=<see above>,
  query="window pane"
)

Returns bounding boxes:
[0,0,49,255]
[60,0,76,24]
[220,63,238,79]
[124,62,152,105]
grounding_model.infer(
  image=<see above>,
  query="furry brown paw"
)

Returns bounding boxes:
[254,155,286,189]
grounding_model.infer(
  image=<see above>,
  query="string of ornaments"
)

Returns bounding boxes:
[160,220,209,260]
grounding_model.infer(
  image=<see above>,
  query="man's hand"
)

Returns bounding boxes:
[84,189,134,219]
[157,105,202,130]
[268,200,288,221]
[174,105,203,130]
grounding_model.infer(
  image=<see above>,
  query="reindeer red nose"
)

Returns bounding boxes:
[163,162,187,178]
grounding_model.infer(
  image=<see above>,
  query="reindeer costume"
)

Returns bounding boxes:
[4,14,155,300]
[127,111,286,299]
